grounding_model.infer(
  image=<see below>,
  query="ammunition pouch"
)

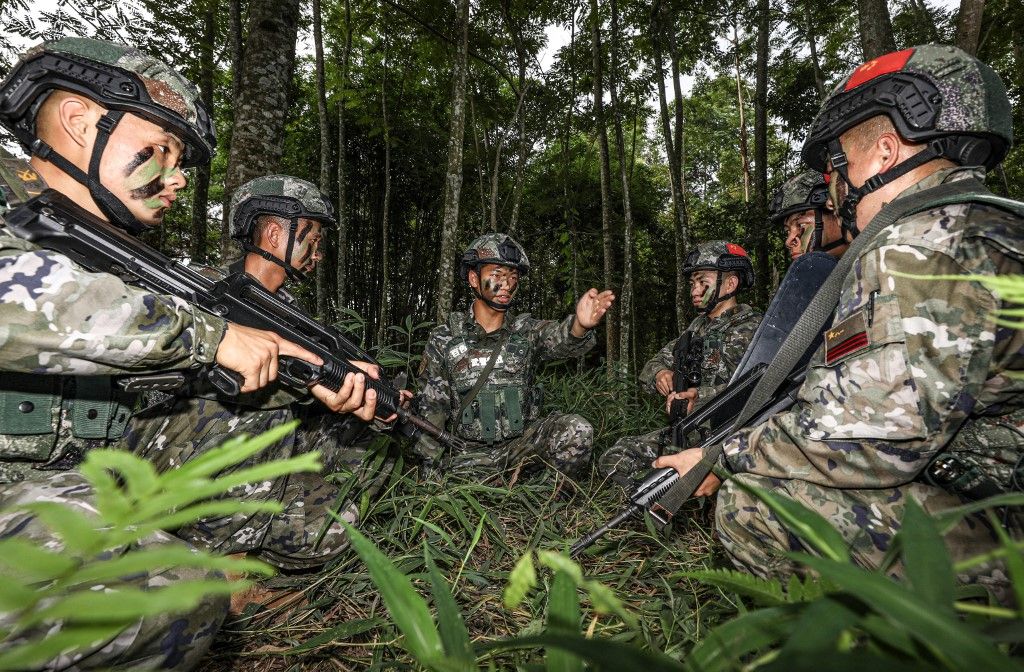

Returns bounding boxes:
[457,385,535,445]
[923,411,1024,501]
[0,373,136,465]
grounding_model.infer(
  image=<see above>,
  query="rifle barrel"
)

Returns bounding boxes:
[569,504,640,558]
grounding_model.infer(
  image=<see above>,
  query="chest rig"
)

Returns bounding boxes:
[444,312,539,445]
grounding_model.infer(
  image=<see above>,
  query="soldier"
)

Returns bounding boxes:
[414,233,614,477]
[598,241,762,486]
[125,174,399,583]
[771,170,848,261]
[0,38,372,668]
[655,45,1024,597]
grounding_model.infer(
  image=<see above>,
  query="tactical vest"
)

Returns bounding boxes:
[444,312,540,445]
[0,373,136,481]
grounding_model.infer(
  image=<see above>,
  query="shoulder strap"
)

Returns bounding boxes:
[731,178,992,434]
[457,331,511,419]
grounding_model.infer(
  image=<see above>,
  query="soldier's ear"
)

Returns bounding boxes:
[468,268,480,290]
[56,95,95,150]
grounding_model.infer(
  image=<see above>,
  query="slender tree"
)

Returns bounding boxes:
[436,0,471,322]
[609,0,634,376]
[336,0,353,312]
[955,0,986,55]
[731,17,751,202]
[190,0,215,262]
[377,46,392,344]
[312,0,331,318]
[753,0,771,301]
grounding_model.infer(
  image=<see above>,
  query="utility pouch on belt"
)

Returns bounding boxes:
[0,374,136,462]
[459,386,528,445]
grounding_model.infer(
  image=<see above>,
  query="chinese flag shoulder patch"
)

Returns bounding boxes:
[824,311,869,365]
[844,48,915,91]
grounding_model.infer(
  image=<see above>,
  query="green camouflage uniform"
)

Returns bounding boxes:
[0,38,225,669]
[716,167,1024,593]
[598,304,762,483]
[414,307,596,476]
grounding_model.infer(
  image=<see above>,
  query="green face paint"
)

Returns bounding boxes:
[123,147,178,207]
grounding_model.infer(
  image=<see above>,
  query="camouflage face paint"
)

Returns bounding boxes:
[289,220,322,271]
[123,147,178,207]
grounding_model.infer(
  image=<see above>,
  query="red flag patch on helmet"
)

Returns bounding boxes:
[725,243,748,257]
[844,48,915,92]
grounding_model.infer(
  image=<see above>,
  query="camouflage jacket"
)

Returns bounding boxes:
[721,167,1024,489]
[640,304,762,405]
[0,202,227,482]
[414,306,596,451]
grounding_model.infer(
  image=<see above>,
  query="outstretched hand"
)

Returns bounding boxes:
[572,288,616,335]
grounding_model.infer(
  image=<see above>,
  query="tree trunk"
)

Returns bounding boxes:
[590,0,618,371]
[470,95,488,228]
[221,0,247,256]
[610,0,633,378]
[857,0,897,60]
[336,0,353,312]
[804,1,826,100]
[435,0,470,322]
[312,0,331,318]
[190,0,215,263]
[732,19,751,203]
[652,2,689,334]
[955,0,985,55]
[666,20,691,333]
[377,55,392,345]
[222,0,301,260]
[563,12,580,311]
[754,0,771,303]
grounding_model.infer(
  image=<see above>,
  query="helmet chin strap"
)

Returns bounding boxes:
[809,208,847,253]
[828,138,946,240]
[29,111,148,235]
[242,217,310,284]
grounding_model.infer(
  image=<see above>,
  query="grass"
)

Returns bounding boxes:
[204,366,738,670]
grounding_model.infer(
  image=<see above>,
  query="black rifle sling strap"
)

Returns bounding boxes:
[656,178,993,515]
[457,331,512,419]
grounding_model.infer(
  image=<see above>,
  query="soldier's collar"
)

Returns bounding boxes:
[894,165,986,201]
[466,303,515,336]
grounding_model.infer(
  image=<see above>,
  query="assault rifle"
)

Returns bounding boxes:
[571,252,837,557]
[5,189,465,451]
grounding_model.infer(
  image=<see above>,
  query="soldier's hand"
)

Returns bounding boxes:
[655,369,674,396]
[653,448,721,497]
[572,288,616,335]
[399,389,413,409]
[311,360,393,422]
[664,389,698,415]
[217,323,323,393]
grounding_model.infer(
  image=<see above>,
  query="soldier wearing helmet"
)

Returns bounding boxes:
[598,241,762,486]
[771,171,847,261]
[413,233,614,477]
[656,46,1024,600]
[124,174,397,599]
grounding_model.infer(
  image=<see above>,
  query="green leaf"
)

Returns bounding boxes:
[728,478,850,562]
[0,539,77,583]
[160,421,300,483]
[65,547,274,588]
[79,449,159,503]
[0,623,123,671]
[793,553,1020,671]
[582,580,636,629]
[481,633,685,672]
[898,498,955,612]
[0,574,39,611]
[341,522,443,663]
[772,598,861,661]
[283,618,386,654]
[985,510,1024,615]
[425,550,475,667]
[546,571,583,672]
[932,494,1024,533]
[503,553,537,609]
[687,606,801,672]
[16,502,99,555]
[681,569,786,606]
[536,551,584,584]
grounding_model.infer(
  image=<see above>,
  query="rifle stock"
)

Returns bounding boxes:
[6,190,465,451]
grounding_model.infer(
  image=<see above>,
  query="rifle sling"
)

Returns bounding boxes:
[659,178,992,514]
[457,331,511,419]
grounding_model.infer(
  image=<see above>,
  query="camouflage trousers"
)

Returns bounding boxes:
[0,471,227,670]
[124,396,358,571]
[716,473,1012,599]
[445,411,593,477]
[597,427,664,487]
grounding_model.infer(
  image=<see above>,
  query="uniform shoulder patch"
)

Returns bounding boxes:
[824,311,869,365]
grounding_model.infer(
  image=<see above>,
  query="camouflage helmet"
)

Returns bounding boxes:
[801,45,1012,172]
[460,233,530,282]
[682,241,755,290]
[229,174,336,241]
[0,37,215,167]
[770,171,828,223]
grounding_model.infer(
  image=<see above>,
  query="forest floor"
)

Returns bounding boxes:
[204,368,741,670]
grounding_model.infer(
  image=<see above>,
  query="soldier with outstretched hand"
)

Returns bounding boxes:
[413,233,614,478]
[598,241,761,487]
[656,45,1024,602]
